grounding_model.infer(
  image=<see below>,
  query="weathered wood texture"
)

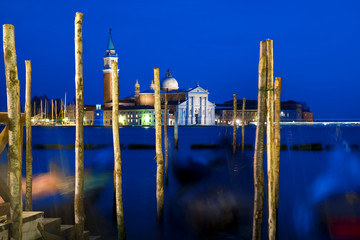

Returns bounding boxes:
[164,93,169,185]
[252,41,267,240]
[0,125,9,155]
[274,77,282,214]
[0,202,10,219]
[3,23,23,240]
[266,39,276,240]
[0,176,10,202]
[25,60,33,211]
[242,97,246,153]
[154,68,164,219]
[232,94,237,154]
[37,222,62,240]
[74,12,85,240]
[112,62,126,240]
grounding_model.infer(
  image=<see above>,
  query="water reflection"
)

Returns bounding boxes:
[0,126,359,239]
[293,139,360,239]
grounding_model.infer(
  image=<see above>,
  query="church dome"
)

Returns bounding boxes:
[161,69,179,91]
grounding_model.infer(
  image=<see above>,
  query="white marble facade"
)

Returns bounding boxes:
[177,86,215,126]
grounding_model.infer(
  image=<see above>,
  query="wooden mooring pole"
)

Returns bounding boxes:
[40,99,43,121]
[3,23,23,240]
[252,40,267,240]
[266,39,276,240]
[232,94,237,154]
[241,97,246,153]
[154,68,164,219]
[60,99,64,121]
[111,61,126,240]
[55,100,58,121]
[274,77,282,216]
[74,12,85,240]
[164,93,169,185]
[45,99,47,120]
[25,60,33,211]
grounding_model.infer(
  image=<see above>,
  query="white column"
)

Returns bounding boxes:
[205,97,207,125]
[200,97,204,125]
[192,97,196,124]
[187,98,191,125]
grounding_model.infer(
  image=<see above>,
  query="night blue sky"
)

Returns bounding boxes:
[1,0,360,119]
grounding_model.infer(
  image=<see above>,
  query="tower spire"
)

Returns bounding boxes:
[107,28,115,50]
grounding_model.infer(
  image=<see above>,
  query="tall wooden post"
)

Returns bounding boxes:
[154,68,164,219]
[60,99,64,120]
[111,61,126,240]
[40,99,43,120]
[25,60,33,211]
[265,39,276,240]
[55,100,58,121]
[174,110,178,150]
[74,12,85,240]
[45,99,47,120]
[164,93,169,185]
[3,23,22,240]
[252,41,267,240]
[64,92,67,119]
[232,94,237,154]
[274,77,282,214]
[51,99,54,121]
[241,97,246,153]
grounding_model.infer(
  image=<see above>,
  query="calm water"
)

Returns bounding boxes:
[1,125,360,239]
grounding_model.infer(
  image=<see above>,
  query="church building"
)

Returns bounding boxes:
[101,30,215,126]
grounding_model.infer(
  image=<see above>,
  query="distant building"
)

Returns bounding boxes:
[102,106,168,126]
[302,111,313,122]
[84,105,95,125]
[94,104,104,126]
[98,30,215,126]
[215,100,258,125]
[215,99,313,125]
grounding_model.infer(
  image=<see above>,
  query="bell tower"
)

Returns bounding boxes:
[103,28,119,105]
[134,79,140,105]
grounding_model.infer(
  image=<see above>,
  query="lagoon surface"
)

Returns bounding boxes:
[1,126,360,239]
